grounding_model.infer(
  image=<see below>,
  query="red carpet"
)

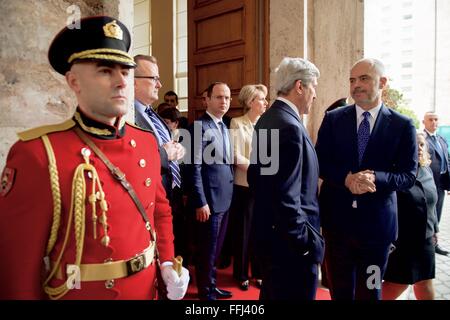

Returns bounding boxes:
[184,265,331,300]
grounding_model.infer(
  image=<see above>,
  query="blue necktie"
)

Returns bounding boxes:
[218,121,230,164]
[357,111,371,164]
[431,135,448,174]
[145,107,181,188]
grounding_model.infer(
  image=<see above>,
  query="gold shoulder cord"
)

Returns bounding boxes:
[40,134,109,300]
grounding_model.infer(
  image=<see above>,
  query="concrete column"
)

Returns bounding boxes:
[151,0,174,106]
[269,0,364,143]
[269,0,305,101]
[307,0,364,143]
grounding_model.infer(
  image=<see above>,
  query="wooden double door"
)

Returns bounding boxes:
[188,0,269,121]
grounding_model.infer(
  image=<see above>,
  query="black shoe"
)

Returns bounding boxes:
[214,287,233,299]
[239,280,249,291]
[435,245,449,256]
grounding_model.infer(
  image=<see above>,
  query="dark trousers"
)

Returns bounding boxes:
[194,210,229,299]
[436,185,445,222]
[324,232,391,300]
[170,186,189,265]
[259,255,319,300]
[230,185,261,281]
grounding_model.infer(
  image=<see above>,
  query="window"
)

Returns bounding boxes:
[402,1,413,8]
[174,0,188,112]
[401,74,413,80]
[402,50,413,56]
[402,62,413,68]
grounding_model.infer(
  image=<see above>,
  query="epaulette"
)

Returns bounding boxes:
[17,119,76,141]
[126,121,152,132]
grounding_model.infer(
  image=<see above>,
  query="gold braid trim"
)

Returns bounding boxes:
[68,48,134,64]
[74,54,136,65]
[42,139,109,300]
[41,135,61,256]
[74,112,112,136]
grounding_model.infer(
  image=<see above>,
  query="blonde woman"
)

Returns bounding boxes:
[229,84,268,290]
[382,133,439,300]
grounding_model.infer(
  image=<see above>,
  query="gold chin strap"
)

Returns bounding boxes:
[41,134,109,300]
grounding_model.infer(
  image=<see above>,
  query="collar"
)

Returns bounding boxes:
[276,97,300,118]
[355,103,382,120]
[206,111,223,128]
[73,108,126,140]
[424,129,437,137]
[135,99,149,115]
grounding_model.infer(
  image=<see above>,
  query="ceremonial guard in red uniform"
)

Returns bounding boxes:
[0,16,189,300]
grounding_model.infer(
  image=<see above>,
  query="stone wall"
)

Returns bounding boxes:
[269,0,364,143]
[0,0,134,169]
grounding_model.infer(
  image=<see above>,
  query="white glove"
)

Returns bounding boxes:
[161,262,190,300]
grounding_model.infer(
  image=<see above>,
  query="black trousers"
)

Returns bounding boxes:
[230,185,262,281]
[324,231,391,300]
[194,210,229,299]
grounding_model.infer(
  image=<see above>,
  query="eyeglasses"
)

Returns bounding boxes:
[134,76,161,83]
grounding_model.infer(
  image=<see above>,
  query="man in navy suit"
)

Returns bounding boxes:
[187,82,234,300]
[248,57,324,300]
[315,58,417,300]
[423,111,450,255]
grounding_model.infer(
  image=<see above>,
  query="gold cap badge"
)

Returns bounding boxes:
[103,20,123,40]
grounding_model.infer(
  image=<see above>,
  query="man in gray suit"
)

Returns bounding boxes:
[423,111,450,256]
[134,55,187,262]
[133,55,185,195]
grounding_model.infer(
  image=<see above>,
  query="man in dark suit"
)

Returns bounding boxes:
[247,57,324,300]
[315,58,417,300]
[187,82,234,300]
[423,111,450,255]
[133,55,187,261]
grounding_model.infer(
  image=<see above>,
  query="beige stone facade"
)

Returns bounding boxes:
[0,0,364,168]
[0,0,134,169]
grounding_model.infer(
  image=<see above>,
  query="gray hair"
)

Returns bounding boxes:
[274,57,320,96]
[352,58,386,77]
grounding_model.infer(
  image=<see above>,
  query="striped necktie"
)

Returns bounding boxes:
[145,107,181,188]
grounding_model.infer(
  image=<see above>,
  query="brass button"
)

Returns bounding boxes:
[130,139,137,148]
[139,159,146,168]
[105,279,115,289]
[81,148,91,157]
[145,178,152,187]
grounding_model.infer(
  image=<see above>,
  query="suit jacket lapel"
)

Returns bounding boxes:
[361,104,392,167]
[343,105,359,171]
[275,100,319,165]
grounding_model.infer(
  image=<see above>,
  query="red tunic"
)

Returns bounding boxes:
[0,117,174,299]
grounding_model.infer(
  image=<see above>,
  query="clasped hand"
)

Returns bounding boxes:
[345,170,376,195]
[163,141,185,161]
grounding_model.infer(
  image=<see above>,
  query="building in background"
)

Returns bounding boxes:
[365,0,450,125]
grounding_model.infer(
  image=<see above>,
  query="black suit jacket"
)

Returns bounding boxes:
[396,166,438,245]
[248,99,324,263]
[316,104,417,244]
[425,131,450,190]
